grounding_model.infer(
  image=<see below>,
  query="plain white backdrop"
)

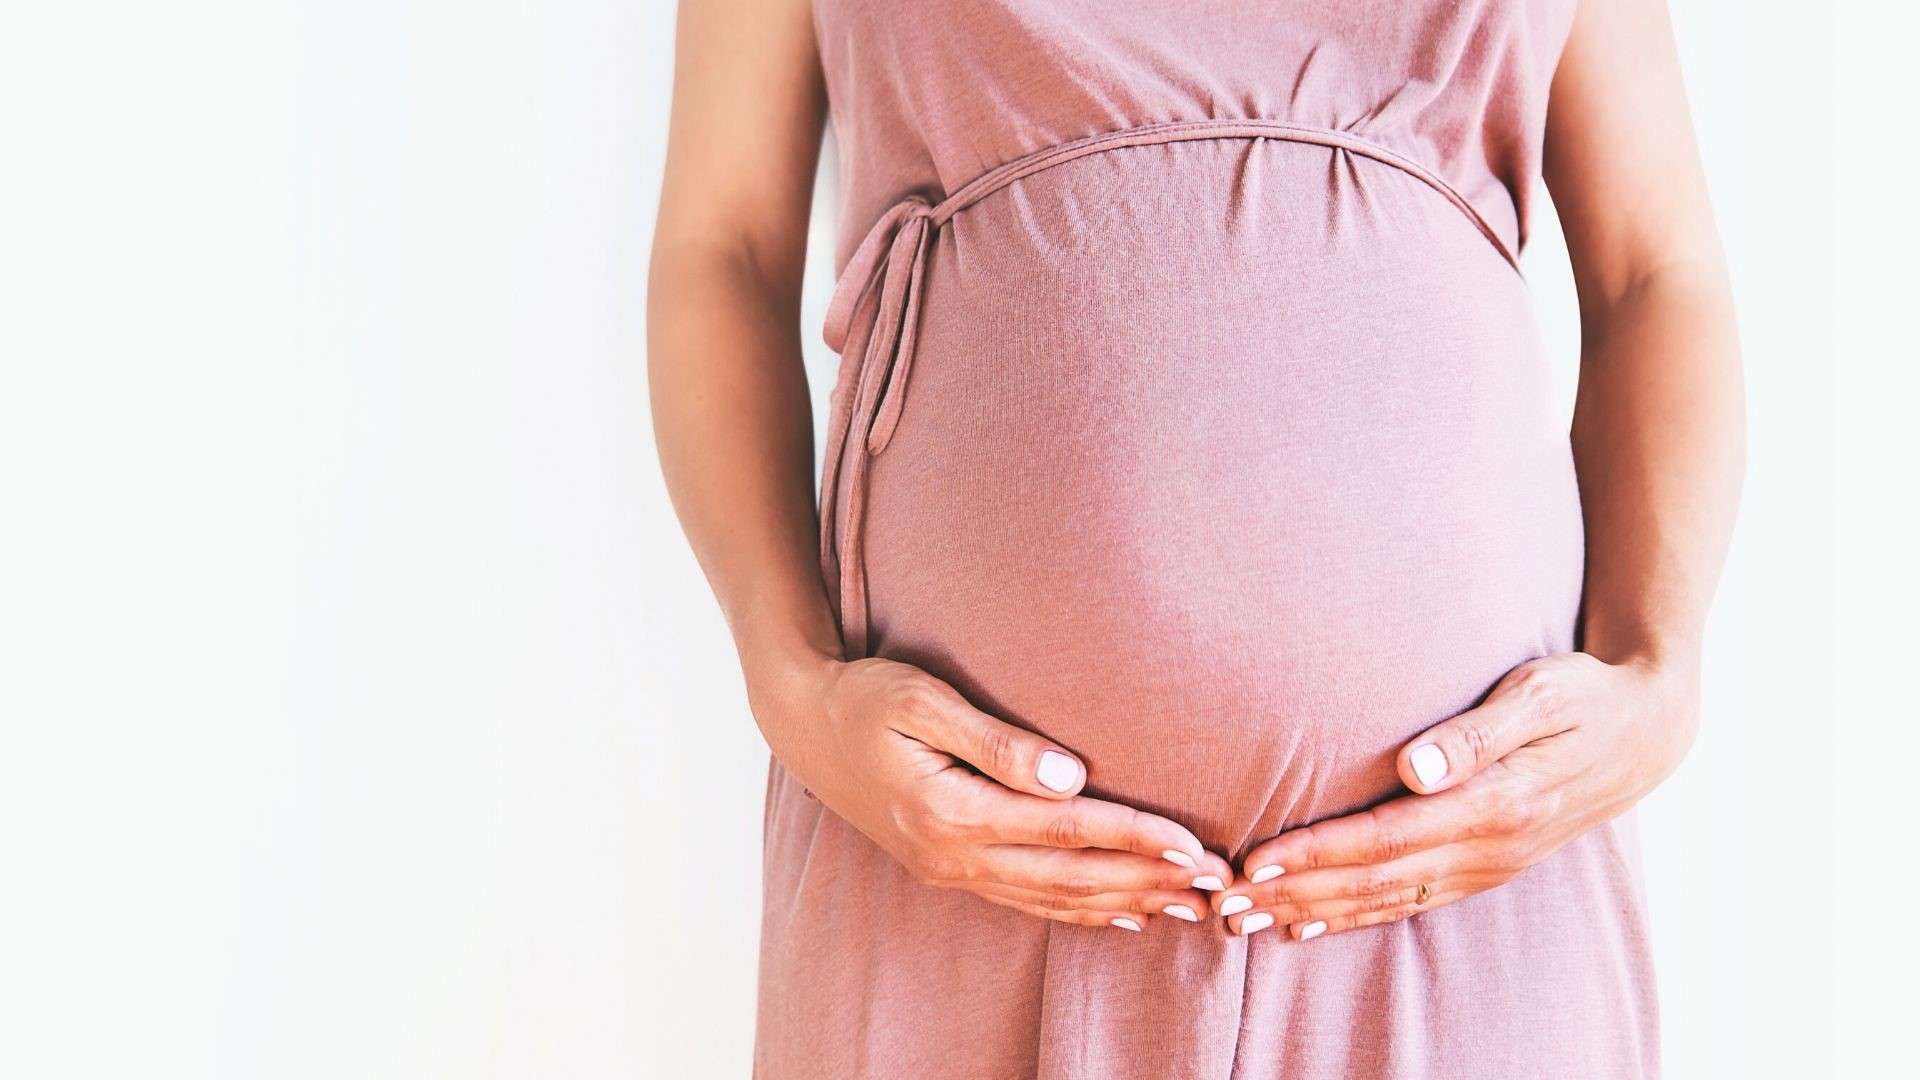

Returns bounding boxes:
[1,2,1909,1078]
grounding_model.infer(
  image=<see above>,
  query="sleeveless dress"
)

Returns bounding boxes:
[760,2,1660,1076]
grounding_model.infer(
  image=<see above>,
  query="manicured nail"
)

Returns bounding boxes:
[1111,917,1143,932]
[1037,750,1080,792]
[1241,912,1275,936]
[1164,904,1199,922]
[1409,743,1447,788]
[1161,849,1197,869]
[1250,864,1284,884]
[1220,895,1253,917]
[1298,920,1327,940]
[1192,875,1225,891]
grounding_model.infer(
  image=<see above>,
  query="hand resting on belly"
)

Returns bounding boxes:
[752,654,1237,931]
[757,650,1699,937]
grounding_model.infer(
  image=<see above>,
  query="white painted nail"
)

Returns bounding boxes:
[1220,895,1253,917]
[1164,904,1199,922]
[1191,875,1225,891]
[1409,743,1448,789]
[1241,912,1275,936]
[1161,849,1197,869]
[1250,864,1285,884]
[1298,920,1327,941]
[1111,917,1142,932]
[1036,750,1080,792]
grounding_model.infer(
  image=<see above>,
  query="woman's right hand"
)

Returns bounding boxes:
[750,654,1230,932]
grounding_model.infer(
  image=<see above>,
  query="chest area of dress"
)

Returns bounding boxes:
[814,0,1572,105]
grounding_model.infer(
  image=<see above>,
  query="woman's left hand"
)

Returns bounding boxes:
[1211,652,1700,939]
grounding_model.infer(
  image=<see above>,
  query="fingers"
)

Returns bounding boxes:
[1281,885,1464,940]
[985,791,1225,878]
[964,880,1215,923]
[1212,847,1463,925]
[973,890,1158,933]
[1397,665,1579,794]
[959,844,1215,899]
[1218,873,1460,936]
[1237,786,1497,882]
[888,679,1086,799]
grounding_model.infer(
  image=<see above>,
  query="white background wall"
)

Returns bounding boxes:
[2,2,1907,1078]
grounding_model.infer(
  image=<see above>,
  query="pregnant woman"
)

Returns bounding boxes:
[651,0,1742,1076]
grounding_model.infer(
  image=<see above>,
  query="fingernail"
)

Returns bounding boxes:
[1220,895,1253,916]
[1250,865,1284,884]
[1111,917,1142,932]
[1161,849,1197,869]
[1036,750,1080,792]
[1241,912,1275,936]
[1409,743,1447,788]
[1298,920,1327,940]
[1192,875,1225,891]
[1164,904,1199,922]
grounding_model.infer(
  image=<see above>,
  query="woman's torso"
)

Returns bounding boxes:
[814,0,1583,857]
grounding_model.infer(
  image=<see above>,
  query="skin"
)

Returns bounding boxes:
[650,0,1742,938]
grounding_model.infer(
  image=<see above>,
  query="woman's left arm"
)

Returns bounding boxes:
[1210,0,1745,938]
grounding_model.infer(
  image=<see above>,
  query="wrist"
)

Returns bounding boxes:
[1584,634,1704,768]
[1580,619,1702,678]
[736,633,843,734]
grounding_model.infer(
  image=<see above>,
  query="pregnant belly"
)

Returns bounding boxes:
[849,136,1584,856]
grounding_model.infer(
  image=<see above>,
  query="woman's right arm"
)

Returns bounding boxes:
[648,0,1229,930]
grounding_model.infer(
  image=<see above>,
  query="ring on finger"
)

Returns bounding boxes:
[1415,882,1431,906]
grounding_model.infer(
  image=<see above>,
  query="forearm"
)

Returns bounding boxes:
[1569,261,1744,673]
[647,245,842,702]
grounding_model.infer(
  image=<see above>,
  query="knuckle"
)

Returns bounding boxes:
[1260,882,1300,907]
[913,853,966,886]
[1291,832,1327,871]
[1463,798,1512,839]
[975,724,1020,778]
[1366,826,1412,864]
[887,795,933,840]
[1497,795,1550,834]
[1490,835,1541,871]
[1367,883,1413,907]
[1353,869,1401,898]
[1053,875,1102,899]
[890,677,945,723]
[1494,806,1534,836]
[905,797,965,843]
[1506,663,1565,716]
[1479,782,1535,833]
[1533,785,1568,826]
[1272,903,1311,924]
[1041,811,1087,849]
[1457,720,1498,767]
[1467,778,1523,831]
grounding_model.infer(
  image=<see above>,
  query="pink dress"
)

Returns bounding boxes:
[761,2,1659,1076]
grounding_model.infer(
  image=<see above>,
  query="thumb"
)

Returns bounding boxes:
[1397,688,1568,794]
[897,682,1085,799]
